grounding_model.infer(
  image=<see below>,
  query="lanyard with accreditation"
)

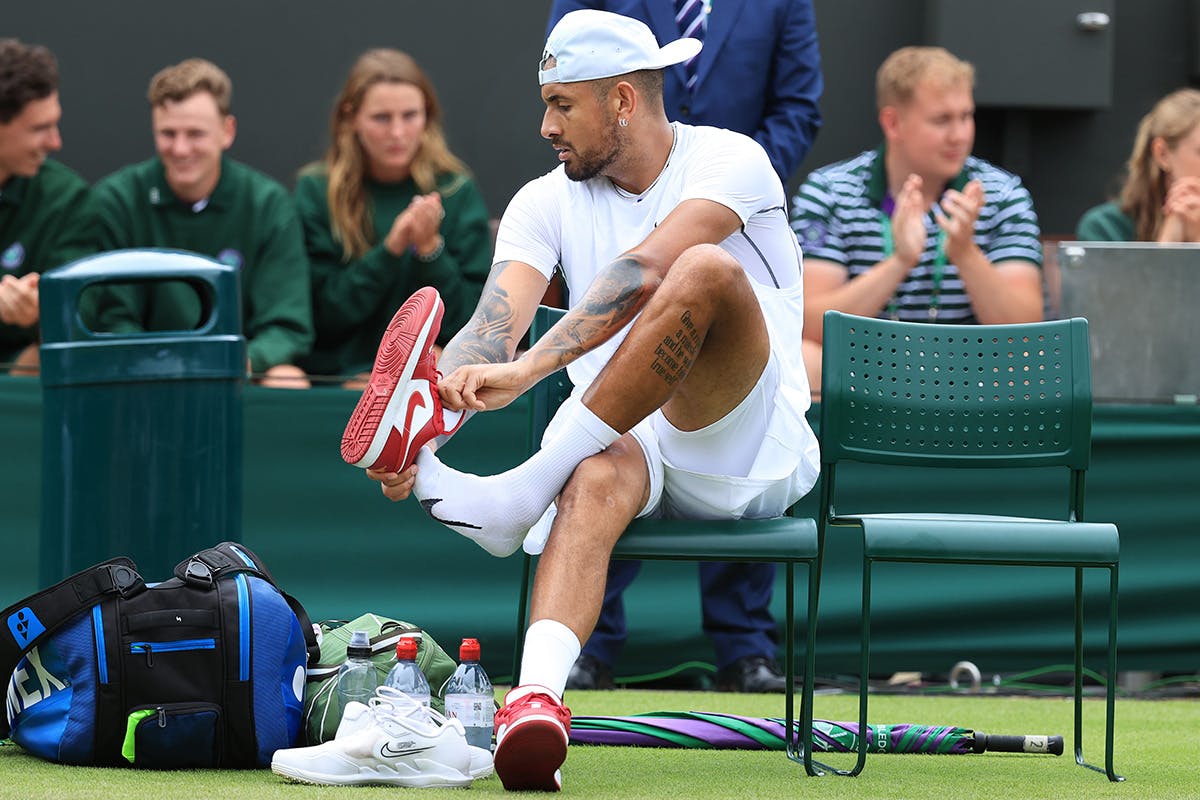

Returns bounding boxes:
[879,211,948,320]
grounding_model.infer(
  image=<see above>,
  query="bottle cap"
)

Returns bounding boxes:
[396,637,418,661]
[347,629,372,659]
[459,637,481,661]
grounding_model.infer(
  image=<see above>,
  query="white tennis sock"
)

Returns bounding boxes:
[518,619,581,699]
[413,401,619,556]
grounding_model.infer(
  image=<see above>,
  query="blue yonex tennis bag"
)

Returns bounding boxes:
[1,542,319,768]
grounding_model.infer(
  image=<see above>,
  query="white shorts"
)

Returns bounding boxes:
[542,280,820,523]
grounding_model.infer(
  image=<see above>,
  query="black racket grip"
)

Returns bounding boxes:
[974,733,1064,755]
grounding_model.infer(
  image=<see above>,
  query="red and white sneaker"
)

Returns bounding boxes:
[493,685,572,792]
[340,287,465,473]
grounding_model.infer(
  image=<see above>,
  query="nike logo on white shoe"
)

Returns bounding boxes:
[380,742,437,759]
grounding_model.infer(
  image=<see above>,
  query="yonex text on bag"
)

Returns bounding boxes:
[2,542,319,768]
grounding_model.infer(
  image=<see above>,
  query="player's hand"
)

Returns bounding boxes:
[0,273,40,328]
[936,179,985,263]
[367,464,417,502]
[890,174,927,268]
[439,361,532,412]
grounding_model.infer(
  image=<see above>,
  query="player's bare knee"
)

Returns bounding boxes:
[561,454,619,508]
[673,243,736,272]
[671,244,744,295]
[560,452,641,519]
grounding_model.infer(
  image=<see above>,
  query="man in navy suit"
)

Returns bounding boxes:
[545,0,823,694]
[547,0,823,185]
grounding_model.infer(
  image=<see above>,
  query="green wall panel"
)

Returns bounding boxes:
[2,378,1197,680]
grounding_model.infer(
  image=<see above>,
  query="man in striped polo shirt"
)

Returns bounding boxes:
[790,46,1043,392]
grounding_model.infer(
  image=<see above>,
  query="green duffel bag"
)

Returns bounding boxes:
[303,612,458,744]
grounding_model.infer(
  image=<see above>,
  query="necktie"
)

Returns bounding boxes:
[674,0,707,91]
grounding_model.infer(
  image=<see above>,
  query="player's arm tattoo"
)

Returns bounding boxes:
[523,254,658,374]
[440,262,522,372]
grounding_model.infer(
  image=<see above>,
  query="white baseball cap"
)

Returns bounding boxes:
[539,9,703,86]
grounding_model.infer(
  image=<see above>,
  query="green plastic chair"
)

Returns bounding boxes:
[818,311,1121,780]
[512,305,828,774]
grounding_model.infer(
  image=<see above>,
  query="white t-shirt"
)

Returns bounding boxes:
[497,122,819,517]
[494,122,804,391]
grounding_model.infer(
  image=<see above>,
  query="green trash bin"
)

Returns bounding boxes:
[38,249,246,585]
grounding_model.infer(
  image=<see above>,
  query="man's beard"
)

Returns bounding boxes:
[563,124,623,182]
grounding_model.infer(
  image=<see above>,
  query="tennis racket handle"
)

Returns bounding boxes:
[974,733,1064,755]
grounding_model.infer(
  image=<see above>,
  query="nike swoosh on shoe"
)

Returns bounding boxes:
[380,743,437,759]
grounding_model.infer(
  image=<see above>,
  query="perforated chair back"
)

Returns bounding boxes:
[820,312,1093,471]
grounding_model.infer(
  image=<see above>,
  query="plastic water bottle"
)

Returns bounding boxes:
[384,636,431,713]
[444,638,495,750]
[336,630,377,717]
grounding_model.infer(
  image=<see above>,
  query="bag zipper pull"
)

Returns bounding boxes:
[157,707,167,728]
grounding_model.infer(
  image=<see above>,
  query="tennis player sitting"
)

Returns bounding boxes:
[340,10,820,792]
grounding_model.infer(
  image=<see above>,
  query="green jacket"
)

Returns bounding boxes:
[1075,201,1136,242]
[293,168,491,377]
[0,159,96,363]
[90,156,313,372]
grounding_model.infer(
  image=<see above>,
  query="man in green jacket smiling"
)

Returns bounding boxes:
[90,58,313,387]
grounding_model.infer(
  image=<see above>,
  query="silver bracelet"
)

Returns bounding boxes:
[415,235,445,262]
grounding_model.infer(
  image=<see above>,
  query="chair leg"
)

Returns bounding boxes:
[784,558,831,775]
[783,561,798,762]
[805,549,866,777]
[1073,567,1084,767]
[510,553,534,685]
[849,556,870,776]
[1074,565,1124,781]
[800,558,840,776]
[1105,565,1122,781]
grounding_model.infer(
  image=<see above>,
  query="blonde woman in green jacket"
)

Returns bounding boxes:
[295,49,491,384]
[1077,88,1200,242]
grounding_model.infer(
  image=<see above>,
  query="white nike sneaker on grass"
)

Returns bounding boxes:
[335,688,494,779]
[272,686,473,787]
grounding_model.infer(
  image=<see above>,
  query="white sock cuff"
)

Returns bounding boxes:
[518,619,582,698]
[528,618,582,655]
[570,401,621,449]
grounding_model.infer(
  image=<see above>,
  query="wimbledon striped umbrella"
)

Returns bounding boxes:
[570,712,1063,755]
